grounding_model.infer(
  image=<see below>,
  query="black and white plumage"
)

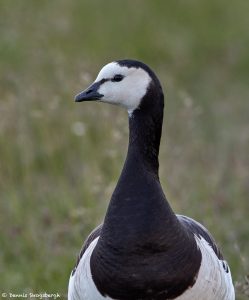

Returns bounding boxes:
[68,60,235,300]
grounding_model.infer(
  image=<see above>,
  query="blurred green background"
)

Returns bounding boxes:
[0,0,248,299]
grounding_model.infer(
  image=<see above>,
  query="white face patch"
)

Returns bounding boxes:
[94,62,151,113]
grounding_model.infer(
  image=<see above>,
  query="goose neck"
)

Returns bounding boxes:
[127,109,162,176]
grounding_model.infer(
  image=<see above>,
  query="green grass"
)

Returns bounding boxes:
[0,1,248,299]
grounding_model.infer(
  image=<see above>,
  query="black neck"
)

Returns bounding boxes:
[127,107,162,177]
[90,81,201,299]
[94,94,181,251]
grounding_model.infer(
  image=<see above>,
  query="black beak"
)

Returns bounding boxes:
[75,81,103,102]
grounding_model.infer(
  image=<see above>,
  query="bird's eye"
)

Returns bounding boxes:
[112,74,124,82]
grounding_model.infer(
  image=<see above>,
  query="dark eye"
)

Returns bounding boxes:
[112,74,124,82]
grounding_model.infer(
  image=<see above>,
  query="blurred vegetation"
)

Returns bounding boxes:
[0,0,248,299]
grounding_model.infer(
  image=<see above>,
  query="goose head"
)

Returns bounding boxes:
[75,59,163,116]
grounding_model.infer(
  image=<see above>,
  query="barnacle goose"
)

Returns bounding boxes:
[68,60,235,300]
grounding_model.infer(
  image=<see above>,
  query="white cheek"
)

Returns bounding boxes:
[98,81,120,106]
[98,69,151,112]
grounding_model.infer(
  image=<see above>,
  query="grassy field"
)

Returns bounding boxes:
[0,1,249,299]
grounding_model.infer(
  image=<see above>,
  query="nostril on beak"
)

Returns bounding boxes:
[86,89,93,95]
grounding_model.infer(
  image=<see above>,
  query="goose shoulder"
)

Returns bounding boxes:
[177,215,223,260]
[71,224,102,276]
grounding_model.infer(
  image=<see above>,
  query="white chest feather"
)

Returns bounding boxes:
[68,236,234,300]
[68,237,114,300]
[175,236,235,300]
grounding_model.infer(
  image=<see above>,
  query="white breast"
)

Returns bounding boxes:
[68,237,114,300]
[175,236,235,300]
[68,236,235,300]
